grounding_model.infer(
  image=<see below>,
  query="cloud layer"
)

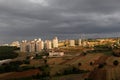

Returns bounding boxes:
[0,0,120,43]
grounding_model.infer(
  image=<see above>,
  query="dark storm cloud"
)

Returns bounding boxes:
[0,0,120,43]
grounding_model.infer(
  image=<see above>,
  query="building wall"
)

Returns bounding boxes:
[20,40,27,52]
[78,39,82,46]
[45,40,52,49]
[10,41,20,47]
[52,37,58,48]
[49,52,64,57]
[29,41,36,52]
[36,41,44,52]
[69,40,75,46]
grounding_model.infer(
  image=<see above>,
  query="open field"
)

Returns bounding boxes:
[106,56,120,66]
[62,53,104,70]
[49,52,120,80]
[47,57,66,65]
[51,73,89,80]
[89,68,107,80]
[0,69,41,80]
[88,55,120,80]
[1,50,120,80]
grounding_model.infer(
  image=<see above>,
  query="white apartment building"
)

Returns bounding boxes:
[29,41,36,52]
[20,40,27,52]
[49,52,64,57]
[36,40,44,52]
[78,39,82,46]
[52,37,58,48]
[45,40,52,49]
[10,41,20,47]
[69,40,75,47]
[20,39,44,52]
[20,37,59,52]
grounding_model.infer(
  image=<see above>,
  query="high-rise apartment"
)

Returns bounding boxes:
[45,40,52,49]
[52,37,58,48]
[69,40,75,47]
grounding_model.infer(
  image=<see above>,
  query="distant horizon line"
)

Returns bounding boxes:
[0,32,120,44]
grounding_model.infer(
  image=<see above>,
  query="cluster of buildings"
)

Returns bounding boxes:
[10,41,20,47]
[69,39,82,47]
[20,37,83,57]
[82,38,120,47]
[20,37,83,53]
[3,37,119,53]
[1,37,120,57]
[20,37,59,52]
[0,41,20,47]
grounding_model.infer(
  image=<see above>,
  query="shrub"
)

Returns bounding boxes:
[78,62,82,66]
[98,63,105,68]
[113,60,119,66]
[0,46,18,60]
[90,62,93,66]
[23,60,30,64]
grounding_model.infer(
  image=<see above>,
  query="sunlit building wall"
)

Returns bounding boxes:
[10,41,20,47]
[20,40,27,52]
[36,40,44,52]
[69,40,75,47]
[78,39,82,46]
[29,41,36,52]
[52,37,58,48]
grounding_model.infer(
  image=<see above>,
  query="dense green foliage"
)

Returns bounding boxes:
[0,61,22,73]
[10,77,33,80]
[0,60,35,73]
[98,63,106,68]
[32,64,50,80]
[84,78,93,80]
[34,54,42,59]
[55,66,89,76]
[0,46,19,60]
[87,45,113,55]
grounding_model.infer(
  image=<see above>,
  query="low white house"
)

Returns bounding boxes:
[49,52,64,57]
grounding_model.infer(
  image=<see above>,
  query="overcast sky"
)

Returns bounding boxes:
[0,0,120,43]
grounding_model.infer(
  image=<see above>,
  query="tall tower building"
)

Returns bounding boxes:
[29,41,36,52]
[69,40,75,47]
[26,41,31,52]
[78,39,82,46]
[20,40,27,52]
[38,38,41,41]
[45,40,52,49]
[52,37,58,48]
[36,40,44,52]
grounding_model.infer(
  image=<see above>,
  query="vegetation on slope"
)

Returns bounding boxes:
[0,46,19,60]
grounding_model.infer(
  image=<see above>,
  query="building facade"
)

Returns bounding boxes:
[20,39,44,52]
[52,37,58,48]
[45,40,52,49]
[20,40,27,52]
[49,52,64,57]
[69,40,75,47]
[10,41,20,47]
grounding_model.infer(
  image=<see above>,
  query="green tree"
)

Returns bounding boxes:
[0,46,18,60]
